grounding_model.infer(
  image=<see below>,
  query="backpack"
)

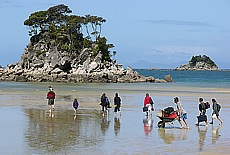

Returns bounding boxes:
[164,107,174,114]
[216,103,221,112]
[205,102,210,109]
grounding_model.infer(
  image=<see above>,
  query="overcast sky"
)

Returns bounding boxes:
[0,0,230,69]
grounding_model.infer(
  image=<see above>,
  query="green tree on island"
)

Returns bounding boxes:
[24,4,113,62]
[189,55,217,67]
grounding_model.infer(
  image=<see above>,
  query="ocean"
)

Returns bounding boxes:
[0,70,230,154]
[0,70,230,90]
[135,69,230,88]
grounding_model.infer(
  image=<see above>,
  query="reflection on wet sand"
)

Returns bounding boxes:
[49,110,54,118]
[158,128,189,144]
[143,116,153,136]
[158,129,176,144]
[212,124,222,144]
[197,125,208,151]
[100,115,110,135]
[178,128,189,141]
[23,108,104,154]
[114,117,121,136]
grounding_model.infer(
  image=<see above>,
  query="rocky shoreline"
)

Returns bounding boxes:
[0,46,172,83]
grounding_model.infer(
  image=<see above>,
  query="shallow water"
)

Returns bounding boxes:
[0,105,229,154]
[0,82,230,154]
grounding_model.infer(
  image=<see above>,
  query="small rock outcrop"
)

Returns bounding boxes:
[174,55,218,71]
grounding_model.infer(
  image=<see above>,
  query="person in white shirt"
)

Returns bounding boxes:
[174,97,189,129]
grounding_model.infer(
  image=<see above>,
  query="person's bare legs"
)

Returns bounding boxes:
[210,117,214,124]
[218,117,223,124]
[74,108,76,115]
[179,120,184,128]
[183,119,189,128]
[51,105,55,111]
[177,117,183,128]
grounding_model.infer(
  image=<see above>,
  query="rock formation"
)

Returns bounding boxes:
[0,41,172,83]
[174,55,218,71]
[0,4,172,83]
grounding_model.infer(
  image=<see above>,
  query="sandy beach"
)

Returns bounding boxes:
[0,82,229,154]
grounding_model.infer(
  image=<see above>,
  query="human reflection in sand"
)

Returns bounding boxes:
[23,108,103,154]
[114,117,121,136]
[158,128,175,144]
[23,109,78,153]
[143,116,153,136]
[178,128,189,140]
[158,128,189,144]
[197,125,208,151]
[212,124,222,144]
[100,115,110,135]
[49,110,54,118]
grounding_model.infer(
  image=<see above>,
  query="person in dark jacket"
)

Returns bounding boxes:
[100,93,108,117]
[114,93,122,117]
[210,98,223,125]
[196,97,208,126]
[73,98,79,115]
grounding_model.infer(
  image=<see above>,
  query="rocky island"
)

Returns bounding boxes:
[174,55,218,71]
[0,4,172,83]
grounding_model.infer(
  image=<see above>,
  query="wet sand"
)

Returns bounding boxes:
[0,82,229,154]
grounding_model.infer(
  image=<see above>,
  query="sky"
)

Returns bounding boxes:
[0,0,230,69]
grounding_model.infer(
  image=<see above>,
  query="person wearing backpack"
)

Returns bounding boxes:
[210,98,223,125]
[100,93,110,117]
[196,97,208,126]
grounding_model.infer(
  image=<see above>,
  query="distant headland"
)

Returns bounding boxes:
[0,4,171,83]
[174,55,218,71]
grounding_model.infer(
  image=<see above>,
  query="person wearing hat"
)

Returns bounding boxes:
[47,86,56,112]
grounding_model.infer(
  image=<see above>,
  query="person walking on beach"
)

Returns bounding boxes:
[210,98,223,125]
[47,87,55,112]
[100,93,109,117]
[174,97,189,129]
[143,93,154,116]
[196,97,208,126]
[73,98,79,115]
[114,93,122,117]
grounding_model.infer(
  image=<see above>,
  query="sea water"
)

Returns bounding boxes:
[0,70,230,154]
[136,69,230,88]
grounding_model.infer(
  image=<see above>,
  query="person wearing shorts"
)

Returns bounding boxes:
[47,87,55,112]
[210,98,223,125]
[114,93,121,117]
[174,97,189,129]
